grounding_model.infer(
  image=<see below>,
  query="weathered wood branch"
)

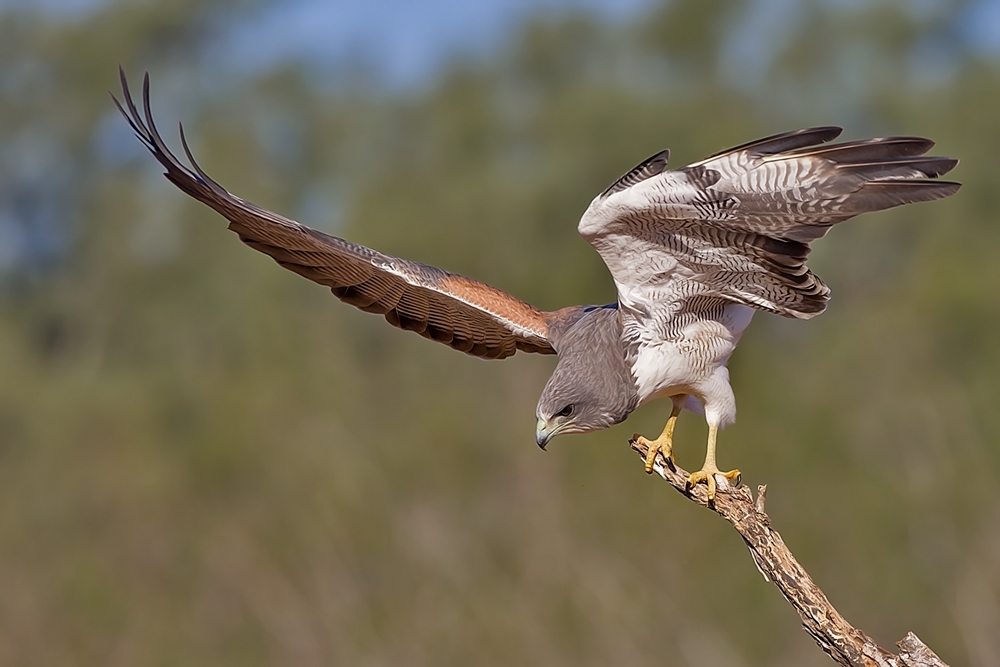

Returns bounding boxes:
[629,438,949,667]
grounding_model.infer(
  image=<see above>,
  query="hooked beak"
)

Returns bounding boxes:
[535,418,564,450]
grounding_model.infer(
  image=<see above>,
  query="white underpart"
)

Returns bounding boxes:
[627,294,754,429]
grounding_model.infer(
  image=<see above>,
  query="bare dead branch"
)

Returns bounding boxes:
[629,438,949,667]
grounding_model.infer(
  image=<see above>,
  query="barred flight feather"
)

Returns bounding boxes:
[581,125,959,319]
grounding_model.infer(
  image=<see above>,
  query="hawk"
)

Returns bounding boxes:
[115,70,959,499]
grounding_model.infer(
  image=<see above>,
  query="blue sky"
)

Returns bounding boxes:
[4,0,1000,88]
[221,0,652,85]
[1,0,652,87]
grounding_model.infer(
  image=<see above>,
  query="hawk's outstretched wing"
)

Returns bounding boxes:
[580,126,960,318]
[114,69,557,359]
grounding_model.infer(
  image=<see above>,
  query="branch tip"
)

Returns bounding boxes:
[755,484,767,514]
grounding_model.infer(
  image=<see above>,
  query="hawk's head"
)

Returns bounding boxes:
[535,378,620,448]
[534,306,638,449]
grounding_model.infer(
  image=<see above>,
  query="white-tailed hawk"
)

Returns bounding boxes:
[114,69,959,500]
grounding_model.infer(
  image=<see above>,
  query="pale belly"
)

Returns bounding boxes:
[630,303,754,406]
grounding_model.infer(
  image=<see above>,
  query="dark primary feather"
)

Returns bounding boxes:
[600,149,671,197]
[700,126,844,161]
[732,131,961,243]
[113,68,559,360]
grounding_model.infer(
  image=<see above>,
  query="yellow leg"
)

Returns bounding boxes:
[634,402,682,474]
[686,423,740,501]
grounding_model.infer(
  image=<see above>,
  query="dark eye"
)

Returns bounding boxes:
[557,405,574,418]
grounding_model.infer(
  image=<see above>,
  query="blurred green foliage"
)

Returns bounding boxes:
[0,0,997,665]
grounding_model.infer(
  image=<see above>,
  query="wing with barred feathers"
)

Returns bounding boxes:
[114,69,566,359]
[579,126,960,319]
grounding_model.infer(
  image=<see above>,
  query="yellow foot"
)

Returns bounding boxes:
[632,434,674,474]
[686,465,741,501]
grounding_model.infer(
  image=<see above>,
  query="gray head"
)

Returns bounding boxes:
[534,305,638,448]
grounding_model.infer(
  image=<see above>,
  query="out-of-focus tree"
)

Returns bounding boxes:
[0,0,996,665]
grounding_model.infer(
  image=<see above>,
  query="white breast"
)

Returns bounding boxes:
[629,302,754,405]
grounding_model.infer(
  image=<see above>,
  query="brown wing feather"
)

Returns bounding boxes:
[113,68,556,359]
